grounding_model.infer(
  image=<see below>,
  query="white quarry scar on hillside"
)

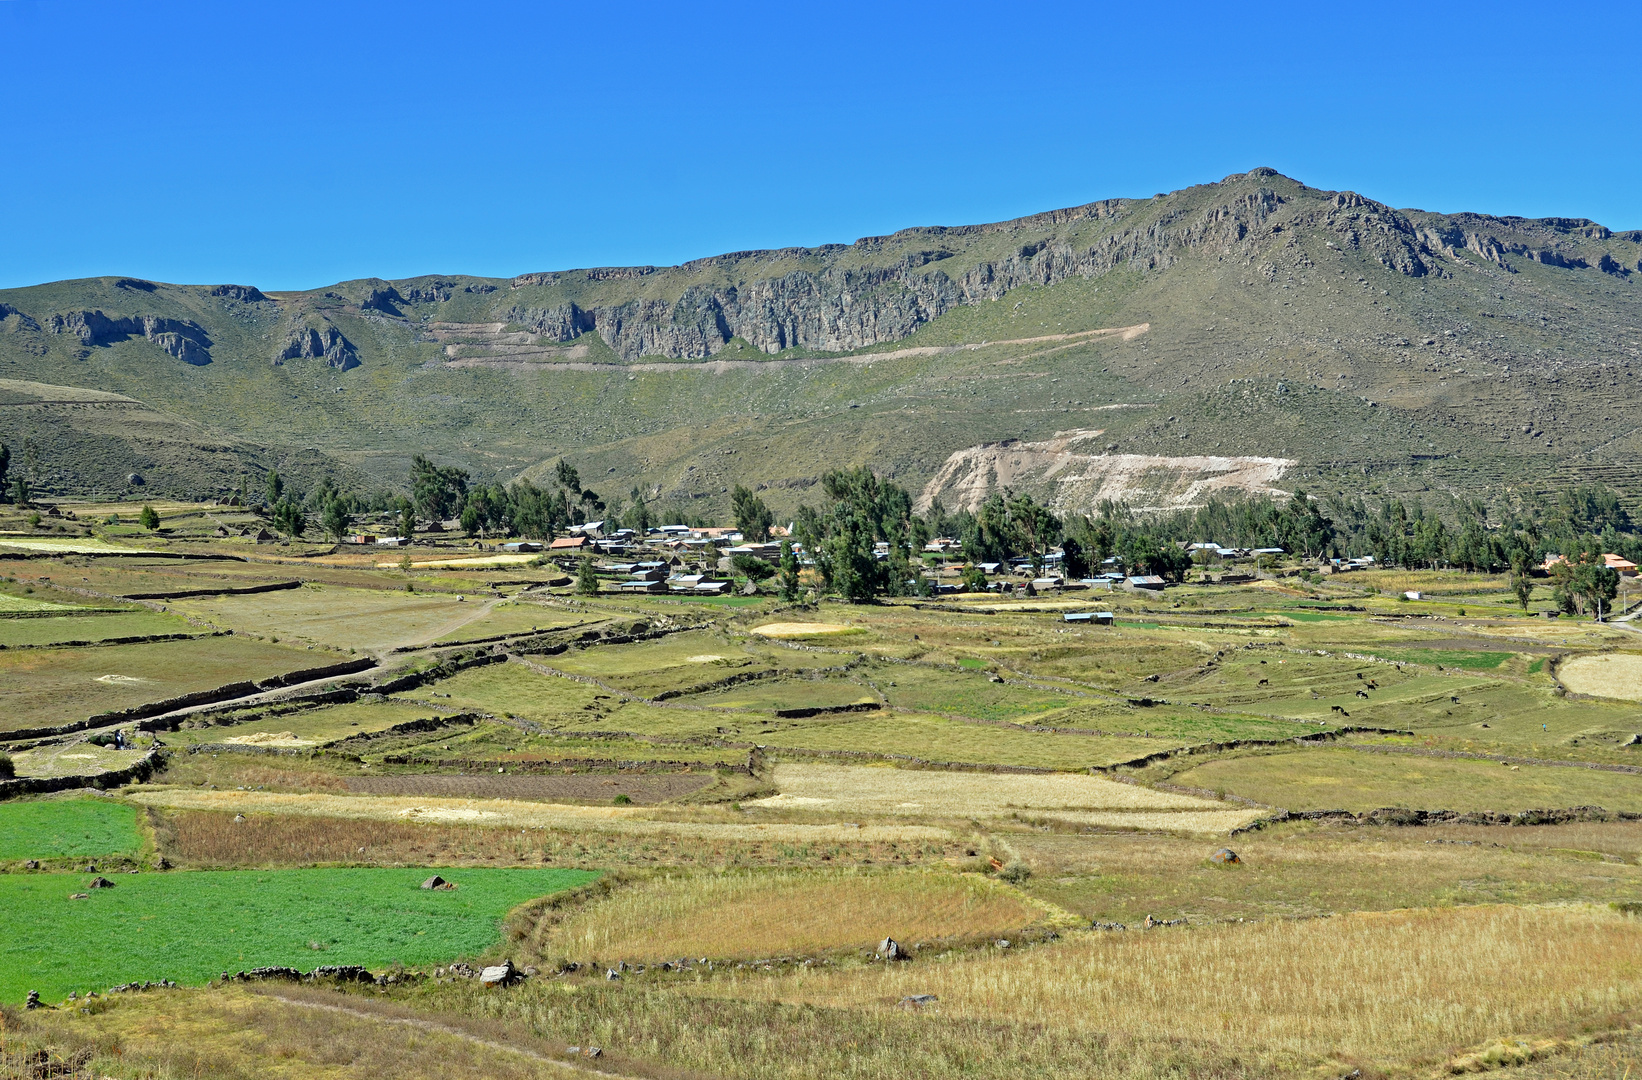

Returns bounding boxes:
[917,429,1294,513]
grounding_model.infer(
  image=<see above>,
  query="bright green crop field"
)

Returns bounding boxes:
[0,866,598,1002]
[0,798,142,861]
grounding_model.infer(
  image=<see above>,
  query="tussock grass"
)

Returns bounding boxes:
[715,904,1642,1071]
[532,870,1047,963]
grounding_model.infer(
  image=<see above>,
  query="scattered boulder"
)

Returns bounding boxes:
[87,876,116,889]
[68,892,89,900]
[877,937,909,961]
[420,875,457,890]
[1211,848,1241,864]
[900,994,939,1008]
[25,990,40,1009]
[479,960,518,987]
[24,859,39,869]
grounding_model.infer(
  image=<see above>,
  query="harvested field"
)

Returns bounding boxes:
[164,699,445,748]
[1012,821,1642,924]
[747,762,1228,819]
[1173,746,1642,813]
[123,788,951,843]
[1558,652,1642,701]
[711,903,1642,1074]
[9,741,150,778]
[157,810,957,872]
[7,986,589,1080]
[533,870,1051,964]
[0,635,329,733]
[345,773,715,804]
[171,585,479,652]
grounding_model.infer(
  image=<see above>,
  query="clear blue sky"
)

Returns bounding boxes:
[2,0,1637,291]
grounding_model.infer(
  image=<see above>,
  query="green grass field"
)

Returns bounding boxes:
[0,611,197,647]
[0,866,598,1002]
[0,799,142,861]
[163,700,446,748]
[172,585,475,652]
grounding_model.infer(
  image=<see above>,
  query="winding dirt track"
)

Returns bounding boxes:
[254,989,652,1078]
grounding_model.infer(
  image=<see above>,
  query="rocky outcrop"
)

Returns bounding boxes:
[276,319,359,370]
[44,311,211,364]
[0,303,40,331]
[208,284,268,302]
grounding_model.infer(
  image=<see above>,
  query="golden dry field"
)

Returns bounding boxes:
[9,533,1642,1078]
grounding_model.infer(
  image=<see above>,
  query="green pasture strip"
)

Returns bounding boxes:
[1032,705,1331,744]
[381,721,730,765]
[760,713,1174,770]
[0,594,80,613]
[163,700,442,748]
[0,799,142,861]
[0,611,196,647]
[0,866,599,1003]
[1363,647,1515,670]
[877,665,1074,724]
[676,676,878,712]
[1172,746,1642,814]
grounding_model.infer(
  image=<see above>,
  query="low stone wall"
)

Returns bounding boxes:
[0,748,166,801]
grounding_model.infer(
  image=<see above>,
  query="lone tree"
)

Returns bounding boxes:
[265,468,283,506]
[1509,547,1536,612]
[576,556,600,596]
[321,498,351,543]
[272,497,307,538]
[138,504,161,531]
[0,442,10,504]
[731,485,774,542]
[778,538,801,602]
[398,498,416,540]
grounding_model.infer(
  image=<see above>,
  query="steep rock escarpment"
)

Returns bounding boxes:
[484,170,1638,362]
[44,310,212,365]
[275,318,359,370]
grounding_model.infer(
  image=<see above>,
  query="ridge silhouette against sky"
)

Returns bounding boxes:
[1,0,1637,291]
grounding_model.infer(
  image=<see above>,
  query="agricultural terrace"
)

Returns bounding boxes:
[6,510,1642,1078]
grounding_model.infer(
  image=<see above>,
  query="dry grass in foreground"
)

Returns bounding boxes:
[3,984,634,1080]
[707,903,1642,1072]
[529,870,1053,964]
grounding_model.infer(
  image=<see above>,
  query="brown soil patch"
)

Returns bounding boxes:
[344,772,713,804]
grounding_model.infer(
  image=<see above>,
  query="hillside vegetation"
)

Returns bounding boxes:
[1,169,1639,521]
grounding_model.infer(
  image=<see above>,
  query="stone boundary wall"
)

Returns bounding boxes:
[121,580,303,601]
[0,748,165,801]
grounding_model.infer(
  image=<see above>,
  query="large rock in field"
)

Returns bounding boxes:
[480,960,518,987]
[877,937,909,961]
[87,876,116,889]
[421,875,456,890]
[1211,848,1240,864]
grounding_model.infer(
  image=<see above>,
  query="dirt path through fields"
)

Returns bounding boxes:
[253,989,653,1078]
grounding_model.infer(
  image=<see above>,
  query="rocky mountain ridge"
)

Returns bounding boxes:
[0,168,1638,514]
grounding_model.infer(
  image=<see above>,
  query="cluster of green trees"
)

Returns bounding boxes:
[238,447,1642,617]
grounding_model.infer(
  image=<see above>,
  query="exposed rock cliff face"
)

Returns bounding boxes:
[208,284,268,303]
[275,320,359,370]
[491,175,1447,361]
[44,311,212,365]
